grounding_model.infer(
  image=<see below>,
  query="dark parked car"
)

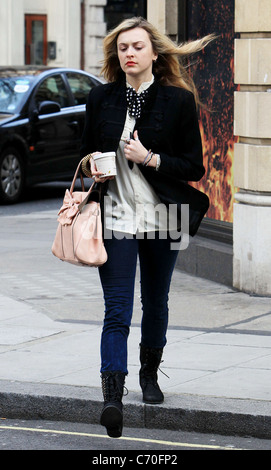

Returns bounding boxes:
[0,66,103,204]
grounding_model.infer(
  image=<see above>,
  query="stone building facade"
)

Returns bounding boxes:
[0,0,82,68]
[233,0,271,295]
[83,0,107,75]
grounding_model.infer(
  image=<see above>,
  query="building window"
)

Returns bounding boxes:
[25,15,47,65]
[104,0,147,31]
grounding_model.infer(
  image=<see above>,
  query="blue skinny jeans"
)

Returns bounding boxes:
[98,232,180,374]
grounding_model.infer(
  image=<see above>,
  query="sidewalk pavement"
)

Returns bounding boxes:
[0,256,271,439]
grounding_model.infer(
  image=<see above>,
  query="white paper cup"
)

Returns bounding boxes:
[93,152,117,177]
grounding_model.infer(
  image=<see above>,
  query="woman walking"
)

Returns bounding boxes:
[80,17,213,438]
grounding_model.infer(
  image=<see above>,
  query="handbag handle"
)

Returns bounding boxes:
[70,158,88,193]
[69,158,96,212]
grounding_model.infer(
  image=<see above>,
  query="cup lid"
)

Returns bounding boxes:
[93,152,115,160]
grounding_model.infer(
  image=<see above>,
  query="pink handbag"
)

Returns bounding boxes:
[52,159,107,267]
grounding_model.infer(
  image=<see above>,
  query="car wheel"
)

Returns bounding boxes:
[0,147,25,204]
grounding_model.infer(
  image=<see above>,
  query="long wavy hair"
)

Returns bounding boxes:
[101,17,216,107]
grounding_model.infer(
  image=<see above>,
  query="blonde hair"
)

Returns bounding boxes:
[101,17,216,107]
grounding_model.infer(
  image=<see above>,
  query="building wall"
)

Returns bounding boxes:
[0,0,81,68]
[46,0,81,68]
[83,0,106,76]
[0,0,24,65]
[233,0,271,295]
[147,0,177,37]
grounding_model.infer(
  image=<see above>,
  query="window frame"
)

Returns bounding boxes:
[25,14,48,66]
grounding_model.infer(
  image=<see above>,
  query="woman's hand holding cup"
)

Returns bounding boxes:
[90,152,116,183]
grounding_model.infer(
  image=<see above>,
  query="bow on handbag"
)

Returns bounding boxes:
[57,189,82,225]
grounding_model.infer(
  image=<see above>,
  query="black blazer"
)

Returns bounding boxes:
[80,78,208,236]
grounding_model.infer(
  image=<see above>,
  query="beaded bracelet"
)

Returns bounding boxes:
[81,153,93,178]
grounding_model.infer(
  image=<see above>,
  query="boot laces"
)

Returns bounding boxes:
[158,360,170,379]
[101,372,128,402]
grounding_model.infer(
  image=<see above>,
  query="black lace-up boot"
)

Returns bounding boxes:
[139,344,164,404]
[100,371,127,438]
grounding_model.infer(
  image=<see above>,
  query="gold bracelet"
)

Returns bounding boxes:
[81,153,93,178]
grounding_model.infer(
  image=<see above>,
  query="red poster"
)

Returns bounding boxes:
[187,1,238,223]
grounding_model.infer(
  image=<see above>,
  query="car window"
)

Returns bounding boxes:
[66,73,96,105]
[34,74,69,108]
[0,77,33,113]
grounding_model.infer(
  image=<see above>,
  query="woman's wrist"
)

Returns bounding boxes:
[142,149,152,166]
[141,151,160,170]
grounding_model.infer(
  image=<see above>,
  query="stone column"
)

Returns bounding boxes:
[233,0,271,295]
[147,0,177,38]
[147,0,166,32]
[84,0,107,75]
